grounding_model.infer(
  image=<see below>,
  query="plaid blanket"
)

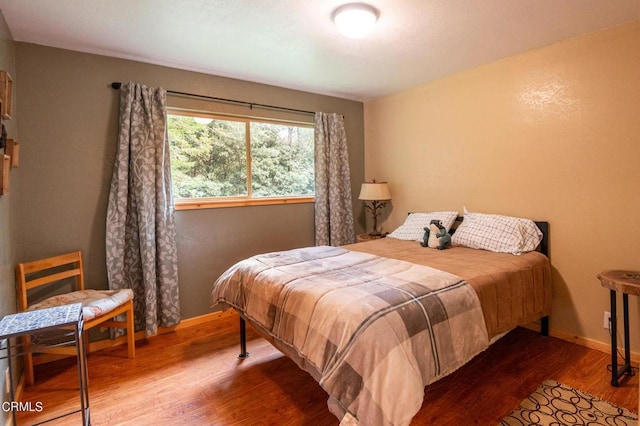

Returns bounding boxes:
[211,246,489,426]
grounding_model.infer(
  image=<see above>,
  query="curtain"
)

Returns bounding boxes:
[314,112,355,246]
[106,82,180,336]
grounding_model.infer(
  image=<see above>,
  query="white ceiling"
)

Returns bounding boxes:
[0,0,638,101]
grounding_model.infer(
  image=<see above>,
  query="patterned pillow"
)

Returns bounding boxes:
[451,209,542,255]
[387,212,458,242]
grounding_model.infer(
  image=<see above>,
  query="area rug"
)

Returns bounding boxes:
[500,379,637,425]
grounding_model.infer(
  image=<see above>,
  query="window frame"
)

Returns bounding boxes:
[167,109,315,210]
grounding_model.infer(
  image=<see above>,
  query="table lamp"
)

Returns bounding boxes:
[358,180,391,236]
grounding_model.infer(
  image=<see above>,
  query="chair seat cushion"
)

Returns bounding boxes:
[28,289,134,321]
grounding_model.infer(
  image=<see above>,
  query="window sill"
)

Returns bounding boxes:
[174,196,315,210]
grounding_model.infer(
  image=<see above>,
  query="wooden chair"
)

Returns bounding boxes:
[16,250,135,385]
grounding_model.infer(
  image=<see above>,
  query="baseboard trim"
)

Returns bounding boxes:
[162,310,237,332]
[521,321,640,363]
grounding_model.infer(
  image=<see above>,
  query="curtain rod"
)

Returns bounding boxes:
[110,82,315,116]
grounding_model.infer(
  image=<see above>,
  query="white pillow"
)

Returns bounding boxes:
[387,212,458,242]
[451,209,542,255]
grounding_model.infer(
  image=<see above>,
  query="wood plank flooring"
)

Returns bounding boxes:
[17,313,638,425]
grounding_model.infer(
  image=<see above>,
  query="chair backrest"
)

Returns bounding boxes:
[15,250,85,312]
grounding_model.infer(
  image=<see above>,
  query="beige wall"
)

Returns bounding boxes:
[364,21,640,350]
[0,9,18,422]
[15,43,364,320]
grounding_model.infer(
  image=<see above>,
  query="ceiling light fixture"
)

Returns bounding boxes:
[332,3,379,38]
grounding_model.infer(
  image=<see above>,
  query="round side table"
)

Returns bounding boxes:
[597,270,640,386]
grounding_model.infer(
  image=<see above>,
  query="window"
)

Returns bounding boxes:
[168,111,314,209]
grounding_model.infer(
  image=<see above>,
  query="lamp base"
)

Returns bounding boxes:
[368,229,382,237]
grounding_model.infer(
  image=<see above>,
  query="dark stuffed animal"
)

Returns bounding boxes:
[433,221,452,250]
[421,226,430,247]
[421,219,451,250]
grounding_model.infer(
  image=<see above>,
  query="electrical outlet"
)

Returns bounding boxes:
[604,311,611,330]
[4,366,9,394]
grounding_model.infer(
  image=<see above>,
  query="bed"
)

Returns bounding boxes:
[210,211,552,425]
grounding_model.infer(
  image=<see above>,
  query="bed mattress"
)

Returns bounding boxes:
[345,237,552,338]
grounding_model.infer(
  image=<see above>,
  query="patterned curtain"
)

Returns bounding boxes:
[314,112,355,246]
[106,82,180,336]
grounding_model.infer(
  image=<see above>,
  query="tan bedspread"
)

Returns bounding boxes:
[211,245,490,426]
[345,237,552,338]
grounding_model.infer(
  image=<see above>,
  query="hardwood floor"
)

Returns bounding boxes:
[17,313,638,425]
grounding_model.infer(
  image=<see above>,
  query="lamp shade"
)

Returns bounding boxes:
[358,182,391,201]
